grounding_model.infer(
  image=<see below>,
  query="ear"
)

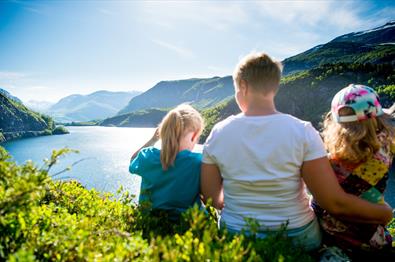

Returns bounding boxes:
[191,131,199,142]
[239,80,248,96]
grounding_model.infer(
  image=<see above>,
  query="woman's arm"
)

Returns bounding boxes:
[302,157,393,225]
[201,163,224,210]
[130,128,159,162]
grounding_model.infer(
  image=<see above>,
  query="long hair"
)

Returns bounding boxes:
[158,104,203,170]
[323,107,394,164]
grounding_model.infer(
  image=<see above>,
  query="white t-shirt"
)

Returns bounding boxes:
[202,113,327,231]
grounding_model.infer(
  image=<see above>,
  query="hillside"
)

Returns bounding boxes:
[100,109,168,127]
[117,76,234,115]
[0,92,62,142]
[200,62,394,141]
[48,90,141,122]
[282,21,395,75]
[0,88,23,104]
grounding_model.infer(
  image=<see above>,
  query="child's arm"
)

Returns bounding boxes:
[201,163,224,210]
[302,156,393,225]
[383,102,395,115]
[130,128,159,162]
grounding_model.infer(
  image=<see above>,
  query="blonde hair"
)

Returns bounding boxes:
[159,104,204,170]
[233,52,283,94]
[323,107,394,163]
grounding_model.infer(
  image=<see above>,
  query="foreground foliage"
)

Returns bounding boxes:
[0,147,315,261]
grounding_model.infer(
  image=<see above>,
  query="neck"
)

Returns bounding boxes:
[243,94,278,116]
[178,131,195,152]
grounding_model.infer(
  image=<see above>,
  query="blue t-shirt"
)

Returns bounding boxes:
[129,147,202,213]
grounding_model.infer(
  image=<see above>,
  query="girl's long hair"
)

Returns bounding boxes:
[323,107,394,164]
[158,104,203,170]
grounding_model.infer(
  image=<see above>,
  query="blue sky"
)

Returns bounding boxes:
[0,0,394,102]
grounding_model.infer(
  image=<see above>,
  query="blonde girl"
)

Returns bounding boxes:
[313,84,395,256]
[129,104,204,214]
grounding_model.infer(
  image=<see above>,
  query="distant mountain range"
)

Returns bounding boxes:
[117,76,233,115]
[102,21,395,132]
[2,21,394,141]
[47,90,141,122]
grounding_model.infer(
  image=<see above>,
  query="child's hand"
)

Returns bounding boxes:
[150,127,160,143]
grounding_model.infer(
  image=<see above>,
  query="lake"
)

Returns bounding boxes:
[2,126,395,207]
[2,126,155,199]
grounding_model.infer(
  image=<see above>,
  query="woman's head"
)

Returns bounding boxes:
[233,52,282,94]
[323,84,394,163]
[159,104,204,170]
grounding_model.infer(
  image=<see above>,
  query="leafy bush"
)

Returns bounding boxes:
[0,147,318,261]
[52,126,70,135]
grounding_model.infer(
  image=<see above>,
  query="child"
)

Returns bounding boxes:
[129,104,204,216]
[313,84,395,256]
[200,53,393,251]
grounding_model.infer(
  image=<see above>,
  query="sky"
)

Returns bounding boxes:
[0,0,394,103]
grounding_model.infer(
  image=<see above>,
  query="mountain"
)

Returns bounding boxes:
[0,88,23,104]
[117,76,234,115]
[25,100,54,113]
[0,92,65,142]
[100,109,168,127]
[199,63,394,142]
[102,21,394,134]
[282,21,395,75]
[48,90,141,122]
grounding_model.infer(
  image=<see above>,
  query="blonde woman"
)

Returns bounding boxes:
[129,104,204,216]
[313,84,395,256]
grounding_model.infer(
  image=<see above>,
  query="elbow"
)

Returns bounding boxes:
[213,199,224,210]
[325,203,344,216]
[321,198,348,217]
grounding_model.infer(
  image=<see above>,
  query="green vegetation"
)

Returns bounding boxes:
[0,132,5,143]
[62,121,99,126]
[200,98,239,142]
[0,147,318,261]
[0,93,69,142]
[117,76,233,115]
[100,109,168,127]
[52,126,70,135]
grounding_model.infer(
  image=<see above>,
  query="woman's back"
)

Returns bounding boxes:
[203,113,326,231]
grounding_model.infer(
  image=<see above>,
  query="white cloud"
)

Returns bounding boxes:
[0,71,27,80]
[253,0,366,30]
[152,39,195,59]
[138,2,248,31]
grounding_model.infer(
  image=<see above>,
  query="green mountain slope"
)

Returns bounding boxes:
[200,62,394,141]
[100,109,168,127]
[117,76,234,115]
[282,21,395,75]
[0,92,59,142]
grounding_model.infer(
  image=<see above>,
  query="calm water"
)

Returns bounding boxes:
[2,126,158,199]
[3,126,395,207]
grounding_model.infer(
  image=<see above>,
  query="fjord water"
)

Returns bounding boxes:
[3,126,395,207]
[3,126,156,199]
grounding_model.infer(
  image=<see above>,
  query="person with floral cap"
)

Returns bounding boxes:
[313,84,395,259]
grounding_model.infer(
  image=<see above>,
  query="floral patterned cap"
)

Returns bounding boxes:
[331,84,384,123]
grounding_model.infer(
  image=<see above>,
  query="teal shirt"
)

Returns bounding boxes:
[129,147,202,213]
